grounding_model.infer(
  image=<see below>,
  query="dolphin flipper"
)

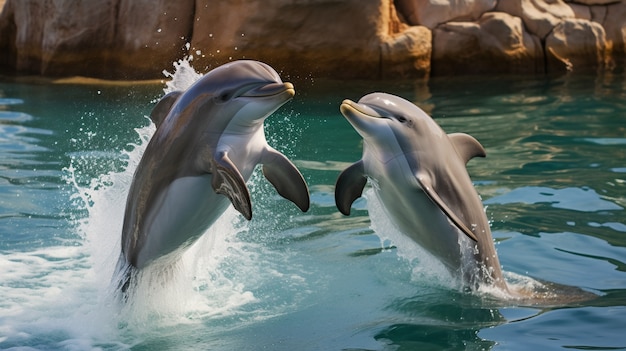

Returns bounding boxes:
[416,174,479,242]
[149,91,182,128]
[212,151,252,220]
[262,148,310,212]
[335,160,367,216]
[448,133,486,165]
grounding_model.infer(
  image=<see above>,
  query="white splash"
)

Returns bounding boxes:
[162,56,203,94]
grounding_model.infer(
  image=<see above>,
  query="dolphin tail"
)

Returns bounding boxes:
[261,148,310,212]
[335,160,367,215]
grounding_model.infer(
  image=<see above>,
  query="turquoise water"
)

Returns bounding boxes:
[0,67,625,350]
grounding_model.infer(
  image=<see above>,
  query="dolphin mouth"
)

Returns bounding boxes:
[242,82,295,98]
[340,99,385,120]
[339,99,393,143]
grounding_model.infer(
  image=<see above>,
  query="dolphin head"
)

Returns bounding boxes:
[340,92,444,163]
[167,60,295,135]
[201,60,294,129]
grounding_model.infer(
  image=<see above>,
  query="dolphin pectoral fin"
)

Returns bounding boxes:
[261,148,310,212]
[335,160,367,216]
[149,91,182,128]
[448,133,486,165]
[417,176,479,242]
[212,151,252,220]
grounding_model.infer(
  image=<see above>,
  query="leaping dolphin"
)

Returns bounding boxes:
[118,60,309,278]
[335,92,508,291]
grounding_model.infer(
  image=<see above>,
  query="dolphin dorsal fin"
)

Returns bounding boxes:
[335,160,367,216]
[212,151,252,220]
[448,133,486,164]
[149,91,182,128]
[261,148,310,212]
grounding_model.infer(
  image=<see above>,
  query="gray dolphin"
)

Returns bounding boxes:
[119,60,309,275]
[335,92,508,291]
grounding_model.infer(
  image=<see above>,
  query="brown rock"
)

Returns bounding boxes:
[0,0,623,79]
[396,0,496,29]
[112,1,194,78]
[0,0,430,79]
[381,26,432,79]
[432,12,544,75]
[496,0,575,38]
[189,0,430,79]
[568,3,592,20]
[566,0,620,5]
[603,1,626,61]
[590,6,607,24]
[0,0,192,78]
[1,0,118,75]
[545,18,608,72]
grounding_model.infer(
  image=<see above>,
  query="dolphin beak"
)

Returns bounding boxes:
[243,82,295,98]
[340,99,383,119]
[340,99,391,140]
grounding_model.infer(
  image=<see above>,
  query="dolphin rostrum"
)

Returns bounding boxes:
[335,92,508,291]
[119,60,309,277]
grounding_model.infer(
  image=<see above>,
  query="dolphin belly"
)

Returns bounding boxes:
[368,156,465,272]
[135,175,230,268]
[374,183,464,272]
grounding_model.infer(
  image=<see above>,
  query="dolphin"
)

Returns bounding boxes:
[118,60,309,278]
[335,92,508,291]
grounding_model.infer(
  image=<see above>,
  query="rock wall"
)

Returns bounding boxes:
[0,0,624,80]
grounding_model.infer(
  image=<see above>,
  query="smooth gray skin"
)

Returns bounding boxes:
[335,93,508,291]
[121,60,309,270]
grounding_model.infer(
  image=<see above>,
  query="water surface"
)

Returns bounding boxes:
[0,69,625,350]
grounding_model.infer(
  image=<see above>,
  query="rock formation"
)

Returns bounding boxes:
[546,18,609,71]
[432,12,544,75]
[0,0,624,79]
[0,0,193,78]
[187,0,430,80]
[397,0,497,29]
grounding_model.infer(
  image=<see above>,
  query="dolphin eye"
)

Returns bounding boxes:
[218,92,232,102]
[396,115,414,127]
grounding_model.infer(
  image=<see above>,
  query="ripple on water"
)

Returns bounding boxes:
[484,186,623,212]
[581,137,626,146]
[0,111,33,123]
[0,98,25,106]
